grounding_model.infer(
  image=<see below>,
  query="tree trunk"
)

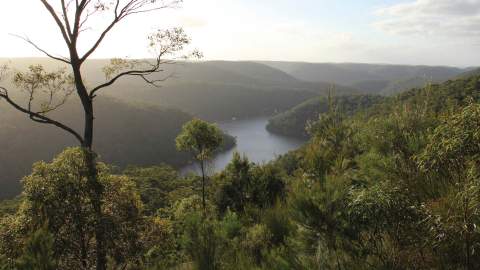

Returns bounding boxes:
[83,114,106,270]
[83,147,106,270]
[71,59,107,270]
[200,160,206,213]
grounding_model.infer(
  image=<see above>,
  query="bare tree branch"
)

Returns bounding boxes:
[39,0,72,46]
[0,86,84,144]
[89,27,196,97]
[89,59,164,98]
[61,0,74,39]
[10,34,71,64]
[79,0,181,63]
[80,18,119,63]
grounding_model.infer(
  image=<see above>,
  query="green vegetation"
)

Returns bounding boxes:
[1,72,479,269]
[1,58,468,199]
[2,1,476,269]
[267,94,386,138]
[0,97,235,199]
[176,119,224,211]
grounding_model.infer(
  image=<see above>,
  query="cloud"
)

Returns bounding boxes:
[374,0,480,38]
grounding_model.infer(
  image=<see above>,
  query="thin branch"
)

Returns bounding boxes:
[89,59,166,98]
[39,0,72,46]
[0,86,84,144]
[139,72,173,87]
[80,0,180,63]
[10,34,71,64]
[80,18,119,63]
[61,0,74,39]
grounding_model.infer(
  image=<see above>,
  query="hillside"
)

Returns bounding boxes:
[262,61,465,95]
[89,61,359,120]
[267,72,480,139]
[455,67,480,79]
[267,95,386,138]
[260,72,480,270]
[1,58,360,121]
[0,96,234,199]
[3,71,477,269]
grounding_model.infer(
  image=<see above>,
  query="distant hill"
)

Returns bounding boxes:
[261,61,466,96]
[350,80,390,95]
[95,61,359,120]
[391,73,480,114]
[455,67,480,79]
[0,95,234,199]
[1,58,359,121]
[268,72,480,139]
[267,95,386,138]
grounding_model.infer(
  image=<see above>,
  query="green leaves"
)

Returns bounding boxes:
[176,118,223,161]
[16,227,57,270]
[1,148,147,269]
[12,65,74,114]
[418,102,480,174]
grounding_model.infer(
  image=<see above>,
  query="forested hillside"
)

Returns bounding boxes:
[2,70,479,270]
[0,96,234,198]
[267,94,386,137]
[3,0,479,269]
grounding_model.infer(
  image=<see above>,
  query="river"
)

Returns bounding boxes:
[180,117,306,175]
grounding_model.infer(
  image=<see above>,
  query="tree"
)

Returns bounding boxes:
[0,148,147,269]
[215,152,252,214]
[215,154,286,214]
[176,119,223,212]
[0,1,198,269]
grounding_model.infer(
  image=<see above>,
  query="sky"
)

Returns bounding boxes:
[0,0,479,67]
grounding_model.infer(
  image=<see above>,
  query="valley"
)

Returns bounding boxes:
[0,58,474,198]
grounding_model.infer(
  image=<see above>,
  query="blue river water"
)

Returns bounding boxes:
[180,117,306,175]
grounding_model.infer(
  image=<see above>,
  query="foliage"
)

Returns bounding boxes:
[123,165,195,215]
[215,152,286,214]
[176,119,224,162]
[0,148,155,269]
[176,118,224,211]
[1,72,480,269]
[16,227,57,270]
[267,94,385,138]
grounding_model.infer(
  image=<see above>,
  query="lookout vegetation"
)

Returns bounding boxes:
[0,73,479,269]
[0,1,480,270]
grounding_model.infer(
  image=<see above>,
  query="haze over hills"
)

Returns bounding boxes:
[85,60,359,120]
[455,67,480,79]
[1,58,358,121]
[261,61,468,95]
[3,58,471,120]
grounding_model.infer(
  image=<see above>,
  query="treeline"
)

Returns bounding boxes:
[0,73,479,269]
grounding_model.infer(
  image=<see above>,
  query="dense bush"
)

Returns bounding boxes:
[1,74,480,269]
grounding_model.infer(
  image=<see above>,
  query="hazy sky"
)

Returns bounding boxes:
[0,0,479,67]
